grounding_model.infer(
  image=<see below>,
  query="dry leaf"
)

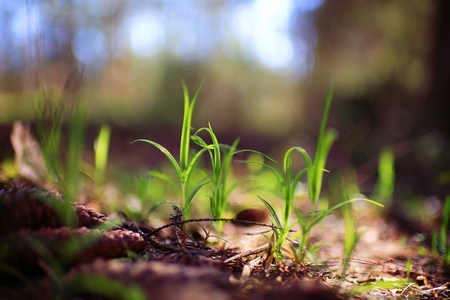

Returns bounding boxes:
[11,122,49,186]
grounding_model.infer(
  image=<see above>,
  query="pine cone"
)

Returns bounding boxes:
[75,204,108,228]
[76,228,145,262]
[0,187,64,233]
[0,227,145,278]
[0,185,110,233]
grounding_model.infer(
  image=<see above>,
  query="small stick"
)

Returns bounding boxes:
[146,218,292,237]
[223,243,270,263]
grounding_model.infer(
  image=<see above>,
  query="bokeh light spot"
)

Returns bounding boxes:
[129,11,165,57]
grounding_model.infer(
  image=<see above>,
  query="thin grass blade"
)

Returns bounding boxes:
[185,179,214,209]
[132,139,181,176]
[258,195,282,228]
[147,170,181,195]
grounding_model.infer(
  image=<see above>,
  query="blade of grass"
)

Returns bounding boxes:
[180,80,204,170]
[185,179,214,209]
[94,124,110,187]
[258,195,282,229]
[132,139,181,176]
[442,196,450,263]
[147,170,181,195]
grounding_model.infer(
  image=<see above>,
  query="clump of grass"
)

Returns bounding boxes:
[133,81,210,218]
[191,124,270,233]
[432,196,450,265]
[191,124,239,231]
[132,81,383,265]
[259,85,382,263]
[35,73,89,226]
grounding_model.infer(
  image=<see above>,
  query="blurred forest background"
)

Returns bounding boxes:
[0,0,448,204]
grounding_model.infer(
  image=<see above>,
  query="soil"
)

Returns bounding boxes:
[0,179,449,300]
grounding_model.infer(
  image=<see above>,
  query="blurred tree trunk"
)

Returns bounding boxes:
[428,0,450,139]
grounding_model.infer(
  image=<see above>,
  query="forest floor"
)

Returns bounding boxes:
[0,179,449,300]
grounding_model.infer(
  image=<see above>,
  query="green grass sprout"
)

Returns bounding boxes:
[192,123,270,233]
[191,123,239,230]
[36,97,64,183]
[94,124,111,188]
[432,196,450,264]
[62,106,87,226]
[258,85,336,261]
[342,202,359,273]
[133,81,209,218]
[441,196,450,265]
[374,146,395,204]
[259,84,383,263]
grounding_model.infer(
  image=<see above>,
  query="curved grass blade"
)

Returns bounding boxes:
[258,195,282,229]
[185,179,214,209]
[311,129,337,203]
[144,200,170,223]
[308,198,383,230]
[132,139,181,176]
[180,80,204,170]
[184,147,209,182]
[147,170,181,195]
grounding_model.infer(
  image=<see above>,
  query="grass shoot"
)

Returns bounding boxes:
[133,81,209,218]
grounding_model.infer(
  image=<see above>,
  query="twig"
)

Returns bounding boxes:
[146,218,291,237]
[223,243,270,263]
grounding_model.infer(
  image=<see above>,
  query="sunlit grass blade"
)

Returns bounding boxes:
[184,147,209,182]
[147,170,181,195]
[342,204,359,272]
[94,124,110,187]
[180,80,204,170]
[442,196,450,264]
[144,200,170,223]
[258,195,282,229]
[289,147,314,200]
[185,179,214,210]
[311,129,337,204]
[375,146,395,204]
[307,198,383,230]
[132,139,181,177]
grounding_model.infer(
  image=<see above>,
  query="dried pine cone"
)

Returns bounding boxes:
[75,204,108,228]
[0,227,145,278]
[76,228,145,262]
[0,184,110,233]
[0,187,65,233]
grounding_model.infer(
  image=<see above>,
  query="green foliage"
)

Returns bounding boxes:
[69,274,146,300]
[133,81,208,217]
[94,124,111,188]
[192,124,269,231]
[36,97,64,182]
[191,124,238,228]
[342,203,359,272]
[406,258,412,278]
[258,85,336,260]
[64,107,87,201]
[374,147,395,204]
[434,196,450,265]
[259,85,382,263]
[350,278,412,295]
[131,81,384,265]
[35,95,89,226]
